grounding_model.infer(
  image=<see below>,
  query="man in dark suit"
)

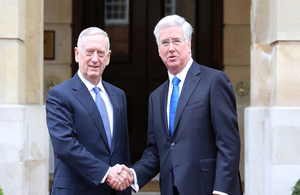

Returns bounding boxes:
[110,15,242,195]
[46,27,132,195]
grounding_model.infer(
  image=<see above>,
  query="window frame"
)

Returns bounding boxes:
[164,0,176,16]
[105,0,130,25]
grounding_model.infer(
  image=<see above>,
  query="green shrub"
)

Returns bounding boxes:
[292,179,300,195]
[0,185,3,195]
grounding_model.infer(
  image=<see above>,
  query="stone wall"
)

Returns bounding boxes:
[0,106,48,195]
[0,0,49,194]
[245,0,300,194]
[224,0,252,181]
[43,0,73,175]
[44,0,72,102]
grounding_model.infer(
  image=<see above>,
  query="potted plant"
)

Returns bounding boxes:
[292,179,300,195]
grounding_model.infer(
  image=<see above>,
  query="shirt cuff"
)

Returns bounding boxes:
[213,190,228,195]
[130,168,139,192]
[100,167,111,184]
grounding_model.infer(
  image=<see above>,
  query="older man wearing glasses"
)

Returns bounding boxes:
[46,27,132,195]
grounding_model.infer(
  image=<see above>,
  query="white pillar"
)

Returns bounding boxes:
[246,0,300,194]
[0,0,49,194]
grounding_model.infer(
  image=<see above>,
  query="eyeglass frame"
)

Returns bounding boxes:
[159,38,187,47]
[84,49,107,57]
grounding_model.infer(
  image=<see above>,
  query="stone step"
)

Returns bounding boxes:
[135,192,160,195]
[49,174,160,194]
[135,180,160,194]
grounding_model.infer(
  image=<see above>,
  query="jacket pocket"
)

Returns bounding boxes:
[199,158,216,172]
[55,177,85,190]
[184,99,204,111]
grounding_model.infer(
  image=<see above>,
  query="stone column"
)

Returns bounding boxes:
[0,0,49,195]
[245,0,300,194]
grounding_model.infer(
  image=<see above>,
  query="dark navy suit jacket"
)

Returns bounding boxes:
[132,61,242,195]
[46,72,131,195]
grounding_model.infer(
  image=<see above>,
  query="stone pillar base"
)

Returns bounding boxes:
[245,107,300,195]
[0,105,49,195]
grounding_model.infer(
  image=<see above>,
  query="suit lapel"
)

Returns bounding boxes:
[71,73,111,151]
[173,62,202,135]
[160,81,170,138]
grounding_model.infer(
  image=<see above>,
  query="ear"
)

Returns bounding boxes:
[188,39,192,53]
[106,50,112,66]
[74,47,79,62]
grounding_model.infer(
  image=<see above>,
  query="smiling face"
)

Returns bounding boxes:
[158,26,191,75]
[75,33,111,85]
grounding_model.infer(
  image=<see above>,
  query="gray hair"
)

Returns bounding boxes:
[153,15,193,45]
[77,27,110,50]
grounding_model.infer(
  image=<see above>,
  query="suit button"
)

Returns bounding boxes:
[171,142,175,147]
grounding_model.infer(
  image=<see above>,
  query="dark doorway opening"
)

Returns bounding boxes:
[72,0,223,163]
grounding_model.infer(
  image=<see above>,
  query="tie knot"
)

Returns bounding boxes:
[172,77,180,85]
[93,86,100,94]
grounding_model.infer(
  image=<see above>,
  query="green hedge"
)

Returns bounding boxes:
[292,179,300,195]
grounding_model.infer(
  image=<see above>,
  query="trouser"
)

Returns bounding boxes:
[173,186,179,195]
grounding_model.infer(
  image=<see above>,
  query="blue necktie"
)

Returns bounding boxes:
[93,86,112,149]
[169,76,180,137]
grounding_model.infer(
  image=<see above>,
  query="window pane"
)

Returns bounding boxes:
[114,5,119,12]
[121,5,126,12]
[165,0,176,15]
[165,7,171,15]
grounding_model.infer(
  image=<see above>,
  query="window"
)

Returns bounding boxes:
[105,0,130,25]
[165,0,176,16]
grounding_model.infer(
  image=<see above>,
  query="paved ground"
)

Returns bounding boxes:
[135,192,160,195]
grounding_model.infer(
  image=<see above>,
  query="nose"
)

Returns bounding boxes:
[90,51,99,60]
[168,42,175,50]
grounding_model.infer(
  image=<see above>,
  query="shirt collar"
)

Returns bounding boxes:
[78,70,105,93]
[168,58,193,85]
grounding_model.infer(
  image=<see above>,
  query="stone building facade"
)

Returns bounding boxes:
[0,0,299,194]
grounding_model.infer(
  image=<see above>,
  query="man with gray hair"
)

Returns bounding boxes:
[109,15,243,195]
[46,27,132,195]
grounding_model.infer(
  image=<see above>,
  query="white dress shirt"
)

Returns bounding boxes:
[166,58,193,128]
[78,71,114,137]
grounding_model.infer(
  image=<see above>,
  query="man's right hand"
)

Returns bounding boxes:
[106,164,133,191]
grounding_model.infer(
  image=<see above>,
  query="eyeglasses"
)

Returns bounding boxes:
[85,49,106,57]
[159,38,185,47]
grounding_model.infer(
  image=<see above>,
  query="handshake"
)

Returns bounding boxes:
[106,164,134,191]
